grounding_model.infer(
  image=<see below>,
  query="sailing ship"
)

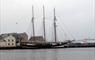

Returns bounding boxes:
[22,6,73,48]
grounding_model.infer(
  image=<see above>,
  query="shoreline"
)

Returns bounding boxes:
[0,46,95,50]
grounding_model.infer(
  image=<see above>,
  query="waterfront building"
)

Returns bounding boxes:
[18,32,28,46]
[0,40,6,47]
[0,34,16,47]
[0,32,28,47]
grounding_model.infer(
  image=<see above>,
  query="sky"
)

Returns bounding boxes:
[0,0,95,41]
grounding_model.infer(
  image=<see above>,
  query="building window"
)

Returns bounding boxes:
[12,43,14,45]
[8,43,10,45]
[12,39,14,42]
[8,39,10,42]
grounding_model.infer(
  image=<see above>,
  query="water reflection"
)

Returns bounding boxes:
[0,48,95,60]
[26,49,58,60]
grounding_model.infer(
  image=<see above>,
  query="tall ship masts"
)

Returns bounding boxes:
[53,8,57,42]
[43,6,46,41]
[32,6,35,37]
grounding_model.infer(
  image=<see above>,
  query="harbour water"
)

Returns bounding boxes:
[0,48,95,60]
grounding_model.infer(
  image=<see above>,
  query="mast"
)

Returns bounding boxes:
[32,6,35,37]
[43,6,46,41]
[53,8,57,42]
[0,19,1,34]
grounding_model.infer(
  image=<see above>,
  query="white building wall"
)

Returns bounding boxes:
[4,35,16,47]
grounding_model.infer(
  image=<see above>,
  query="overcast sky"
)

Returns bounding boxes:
[0,0,95,41]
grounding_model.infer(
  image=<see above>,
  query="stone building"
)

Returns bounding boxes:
[0,32,28,47]
[18,32,28,46]
[19,32,28,42]
[0,34,16,47]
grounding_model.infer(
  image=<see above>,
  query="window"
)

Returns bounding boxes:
[12,43,14,45]
[8,43,10,45]
[8,39,10,42]
[12,39,14,42]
